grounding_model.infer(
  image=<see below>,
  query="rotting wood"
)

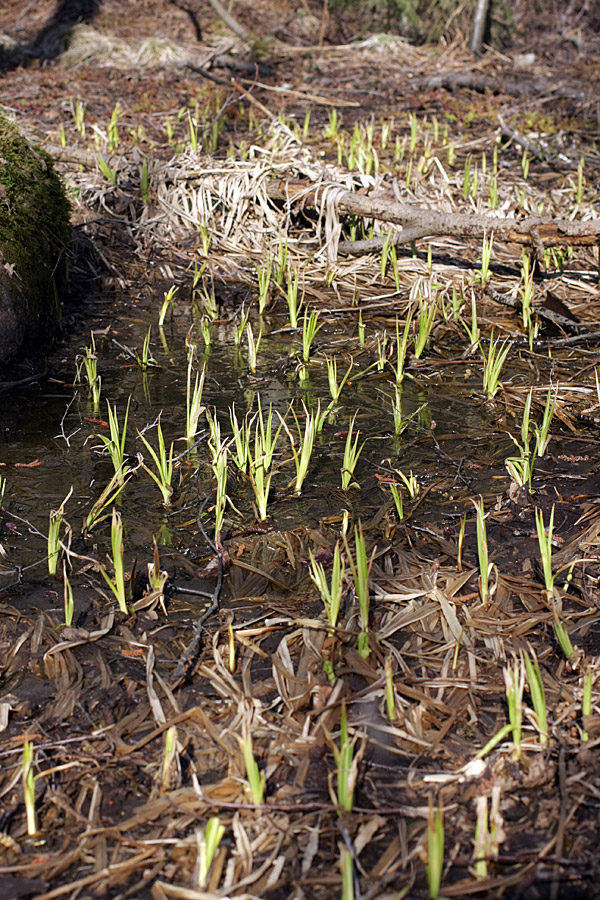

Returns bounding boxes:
[268,180,600,253]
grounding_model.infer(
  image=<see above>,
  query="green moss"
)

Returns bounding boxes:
[0,111,71,329]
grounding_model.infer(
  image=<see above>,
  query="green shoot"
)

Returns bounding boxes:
[309,541,345,632]
[207,411,228,540]
[462,289,480,348]
[345,523,371,656]
[285,402,318,496]
[392,314,412,384]
[285,267,301,328]
[481,332,511,398]
[158,285,178,327]
[246,322,263,374]
[396,469,419,500]
[390,482,404,520]
[98,399,130,484]
[63,561,74,627]
[185,359,206,444]
[357,311,365,346]
[138,419,175,505]
[22,740,37,836]
[70,97,86,137]
[234,304,250,347]
[553,619,574,660]
[535,505,555,598]
[340,845,354,900]
[108,101,121,152]
[340,415,364,491]
[582,669,593,742]
[326,357,352,405]
[333,701,355,813]
[523,648,548,746]
[77,334,101,408]
[426,802,444,900]
[100,507,129,614]
[85,467,133,535]
[137,326,156,370]
[385,656,397,720]
[477,233,493,287]
[48,487,72,576]
[302,308,322,364]
[414,295,437,359]
[504,657,524,760]
[96,154,116,185]
[229,404,250,472]
[256,260,272,315]
[241,726,265,805]
[473,497,491,605]
[534,386,557,458]
[196,816,226,889]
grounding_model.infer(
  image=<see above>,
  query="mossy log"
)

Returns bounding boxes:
[0,112,71,369]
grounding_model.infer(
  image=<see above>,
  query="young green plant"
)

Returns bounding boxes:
[345,523,371,657]
[481,332,511,398]
[241,725,265,805]
[523,648,548,746]
[47,487,73,576]
[196,816,226,889]
[99,507,129,614]
[283,402,318,496]
[473,497,492,605]
[426,801,444,900]
[309,541,345,633]
[98,399,130,484]
[341,414,364,491]
[22,740,37,836]
[138,418,175,505]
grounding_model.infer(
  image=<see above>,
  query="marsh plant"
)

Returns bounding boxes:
[158,285,178,328]
[137,326,156,371]
[391,314,412,385]
[246,322,263,374]
[414,294,438,359]
[138,418,175,506]
[309,541,345,632]
[582,669,593,742]
[284,402,318,496]
[63,562,74,627]
[504,657,524,760]
[473,497,492,605]
[255,260,272,315]
[47,487,73,576]
[185,358,206,445]
[22,740,37,836]
[477,233,493,288]
[229,404,251,472]
[77,334,101,408]
[196,816,226,889]
[426,802,445,900]
[284,267,301,328]
[481,333,511,398]
[248,400,283,520]
[533,386,557,458]
[535,505,574,658]
[98,399,130,484]
[100,507,128,614]
[207,411,228,539]
[332,701,356,814]
[505,390,534,492]
[85,467,133,535]
[341,415,364,491]
[523,648,548,746]
[241,726,265,805]
[301,308,321,366]
[346,523,371,657]
[326,357,352,407]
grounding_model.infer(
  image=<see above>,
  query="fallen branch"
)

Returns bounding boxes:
[268,180,600,254]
